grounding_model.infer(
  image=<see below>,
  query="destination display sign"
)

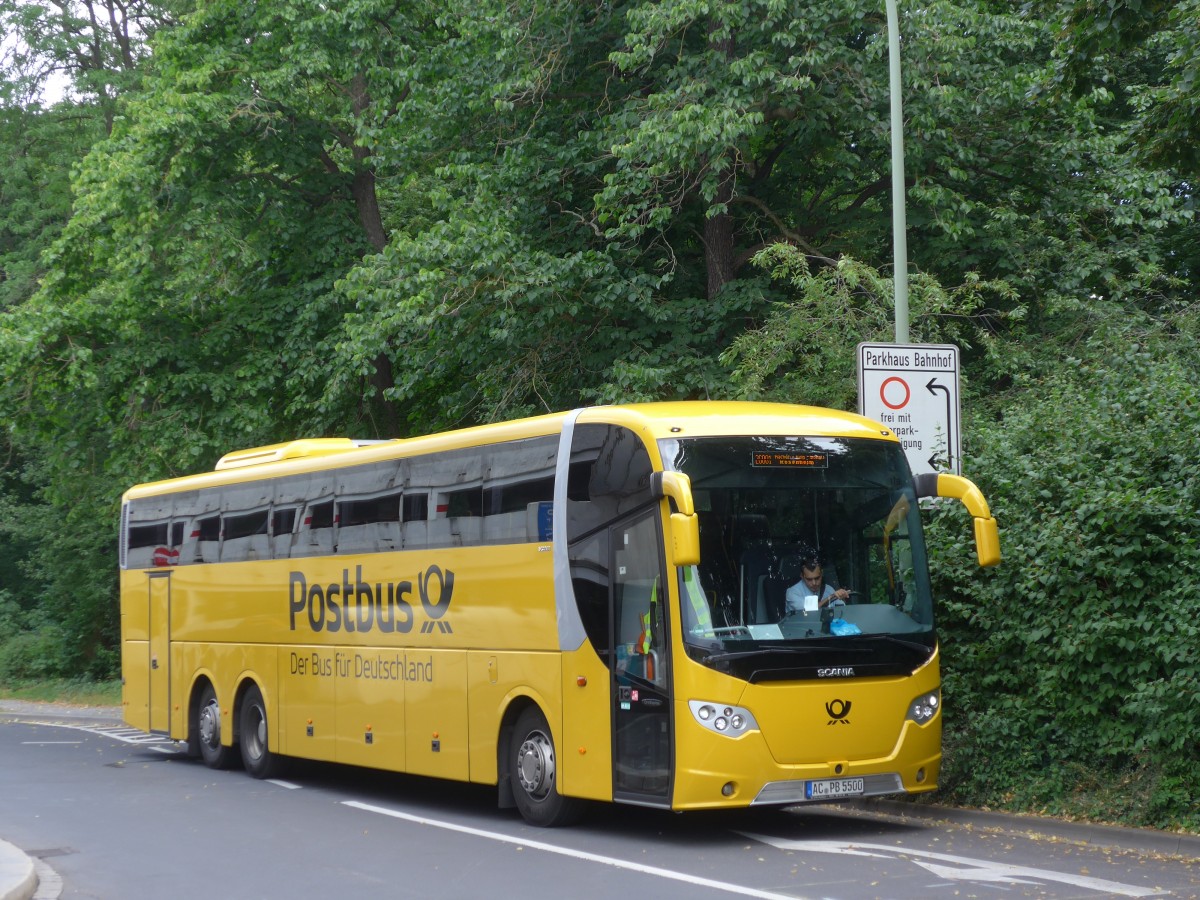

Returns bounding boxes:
[751,451,829,469]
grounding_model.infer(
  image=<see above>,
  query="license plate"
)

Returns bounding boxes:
[805,777,865,800]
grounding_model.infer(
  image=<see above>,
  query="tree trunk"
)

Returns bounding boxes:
[704,171,737,300]
[348,74,398,436]
[704,15,737,301]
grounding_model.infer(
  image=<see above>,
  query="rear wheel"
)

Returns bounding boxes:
[509,707,586,827]
[194,683,234,769]
[238,684,287,779]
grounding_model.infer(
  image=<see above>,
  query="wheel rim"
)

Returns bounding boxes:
[244,702,267,761]
[199,698,221,750]
[516,729,555,800]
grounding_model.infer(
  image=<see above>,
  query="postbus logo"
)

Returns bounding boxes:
[288,564,454,635]
[417,565,454,633]
[825,698,852,725]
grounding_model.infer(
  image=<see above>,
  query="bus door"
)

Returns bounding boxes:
[147,572,171,733]
[611,511,672,805]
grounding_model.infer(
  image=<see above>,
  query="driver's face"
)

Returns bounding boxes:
[801,566,824,592]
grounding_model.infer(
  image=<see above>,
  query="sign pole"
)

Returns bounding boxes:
[885,0,909,344]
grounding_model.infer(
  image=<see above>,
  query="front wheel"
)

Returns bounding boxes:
[193,683,235,769]
[239,684,287,779]
[509,707,586,827]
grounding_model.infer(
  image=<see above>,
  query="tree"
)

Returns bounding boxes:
[1052,0,1200,173]
[0,102,103,312]
[330,0,737,427]
[0,0,181,130]
[0,0,442,669]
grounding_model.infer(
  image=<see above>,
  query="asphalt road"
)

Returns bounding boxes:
[1,702,1198,900]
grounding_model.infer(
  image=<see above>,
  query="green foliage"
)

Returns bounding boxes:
[722,246,1016,407]
[1051,0,1200,173]
[0,104,104,311]
[0,624,71,681]
[928,321,1200,830]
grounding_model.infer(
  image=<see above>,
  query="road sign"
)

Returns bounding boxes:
[857,342,961,476]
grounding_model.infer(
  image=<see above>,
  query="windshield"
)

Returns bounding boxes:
[662,435,935,681]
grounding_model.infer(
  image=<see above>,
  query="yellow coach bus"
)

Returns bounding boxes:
[119,401,999,825]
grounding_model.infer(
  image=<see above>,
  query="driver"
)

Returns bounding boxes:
[785,553,851,614]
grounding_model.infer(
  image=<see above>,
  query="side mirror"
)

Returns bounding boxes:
[974,516,1001,568]
[652,472,700,566]
[669,512,701,567]
[915,472,1001,568]
[652,471,695,516]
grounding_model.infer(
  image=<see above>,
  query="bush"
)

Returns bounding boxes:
[927,327,1200,831]
[0,624,72,681]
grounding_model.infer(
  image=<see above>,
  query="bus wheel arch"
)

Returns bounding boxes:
[505,703,586,827]
[190,678,235,769]
[234,679,288,779]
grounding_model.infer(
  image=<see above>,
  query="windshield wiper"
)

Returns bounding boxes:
[701,644,873,664]
[865,634,934,654]
[701,646,818,663]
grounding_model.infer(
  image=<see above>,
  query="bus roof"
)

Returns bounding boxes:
[122,401,896,500]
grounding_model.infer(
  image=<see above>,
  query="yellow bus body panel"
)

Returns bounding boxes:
[558,644,614,801]
[120,570,150,731]
[669,650,941,809]
[122,538,580,787]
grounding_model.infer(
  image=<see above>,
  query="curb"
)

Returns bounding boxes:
[849,798,1200,859]
[0,840,35,900]
[0,701,121,722]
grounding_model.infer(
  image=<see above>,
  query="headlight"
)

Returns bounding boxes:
[906,689,941,725]
[689,700,758,736]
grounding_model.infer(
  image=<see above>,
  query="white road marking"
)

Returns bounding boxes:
[345,800,811,899]
[22,722,181,748]
[740,833,1166,897]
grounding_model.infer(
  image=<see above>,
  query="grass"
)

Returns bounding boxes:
[0,678,121,707]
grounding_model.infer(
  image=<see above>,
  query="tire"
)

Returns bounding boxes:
[238,684,287,779]
[194,683,235,769]
[509,706,586,827]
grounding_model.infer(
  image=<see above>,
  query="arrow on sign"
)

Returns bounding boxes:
[926,377,954,471]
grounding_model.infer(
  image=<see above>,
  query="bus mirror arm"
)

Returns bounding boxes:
[915,472,1002,568]
[652,472,701,567]
[652,471,695,517]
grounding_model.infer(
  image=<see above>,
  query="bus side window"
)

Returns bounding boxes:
[337,491,402,554]
[221,509,270,562]
[293,499,334,557]
[401,493,429,549]
[444,486,482,545]
[196,514,221,563]
[271,507,298,559]
[483,436,557,544]
[410,449,481,548]
[126,521,169,569]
